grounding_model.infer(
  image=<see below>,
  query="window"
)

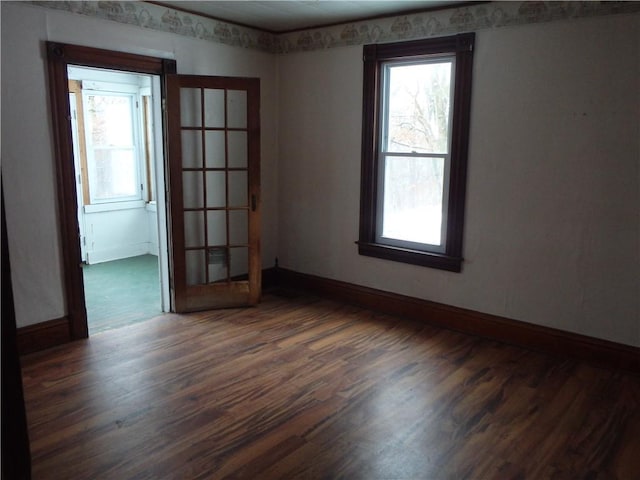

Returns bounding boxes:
[84,91,141,202]
[68,71,155,206]
[358,33,475,272]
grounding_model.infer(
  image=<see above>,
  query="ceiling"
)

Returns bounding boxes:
[150,1,466,33]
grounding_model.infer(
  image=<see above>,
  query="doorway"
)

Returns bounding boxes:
[47,42,261,341]
[46,42,177,340]
[67,65,169,334]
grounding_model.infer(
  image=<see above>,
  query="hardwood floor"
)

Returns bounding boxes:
[22,292,640,479]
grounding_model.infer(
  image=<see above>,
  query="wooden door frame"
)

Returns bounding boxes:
[46,42,176,340]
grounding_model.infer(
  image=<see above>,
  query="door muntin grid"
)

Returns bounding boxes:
[180,88,249,286]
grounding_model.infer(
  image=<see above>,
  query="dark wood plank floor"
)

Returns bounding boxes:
[21,292,640,479]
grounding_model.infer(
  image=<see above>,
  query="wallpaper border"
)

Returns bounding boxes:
[277,1,640,53]
[29,0,277,52]
[27,1,640,54]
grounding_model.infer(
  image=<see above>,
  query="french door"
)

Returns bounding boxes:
[166,75,261,312]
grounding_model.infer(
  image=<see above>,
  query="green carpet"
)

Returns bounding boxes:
[82,254,161,334]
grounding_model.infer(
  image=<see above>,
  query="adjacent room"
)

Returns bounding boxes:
[68,65,165,334]
[2,1,639,478]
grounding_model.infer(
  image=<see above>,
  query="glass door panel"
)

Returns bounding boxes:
[228,171,248,207]
[167,74,260,311]
[180,88,202,127]
[181,131,203,168]
[185,250,205,286]
[227,90,247,128]
[206,211,227,246]
[205,172,226,208]
[205,131,225,168]
[230,247,249,278]
[182,171,203,208]
[228,210,248,245]
[204,89,225,128]
[228,131,248,168]
[184,211,205,248]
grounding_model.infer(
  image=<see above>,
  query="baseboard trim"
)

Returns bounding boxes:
[17,317,71,356]
[86,243,152,265]
[275,268,640,373]
[19,268,636,372]
[262,266,279,290]
[17,268,279,355]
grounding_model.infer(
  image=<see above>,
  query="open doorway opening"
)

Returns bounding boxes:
[67,65,170,334]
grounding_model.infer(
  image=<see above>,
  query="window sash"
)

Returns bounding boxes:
[88,146,140,202]
[82,90,143,204]
[380,57,456,157]
[375,56,456,253]
[375,152,450,252]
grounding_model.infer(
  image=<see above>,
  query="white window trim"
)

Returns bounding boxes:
[84,200,146,213]
[82,88,146,204]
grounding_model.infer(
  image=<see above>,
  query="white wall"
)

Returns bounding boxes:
[1,2,278,327]
[277,15,640,347]
[82,204,151,264]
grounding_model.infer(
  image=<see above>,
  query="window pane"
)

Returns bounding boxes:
[385,60,452,154]
[186,250,205,286]
[228,171,248,207]
[382,155,445,246]
[184,211,204,248]
[227,90,247,128]
[87,95,133,146]
[183,171,203,208]
[208,247,228,283]
[204,89,225,128]
[205,131,225,168]
[93,149,138,199]
[181,130,202,169]
[228,131,248,168]
[229,210,248,245]
[229,247,248,278]
[205,172,226,208]
[207,211,227,246]
[180,88,201,127]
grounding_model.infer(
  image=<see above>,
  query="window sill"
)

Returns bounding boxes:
[84,200,145,213]
[357,241,462,272]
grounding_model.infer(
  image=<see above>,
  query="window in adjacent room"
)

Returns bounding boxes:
[68,70,156,206]
[84,90,142,203]
[358,33,475,272]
